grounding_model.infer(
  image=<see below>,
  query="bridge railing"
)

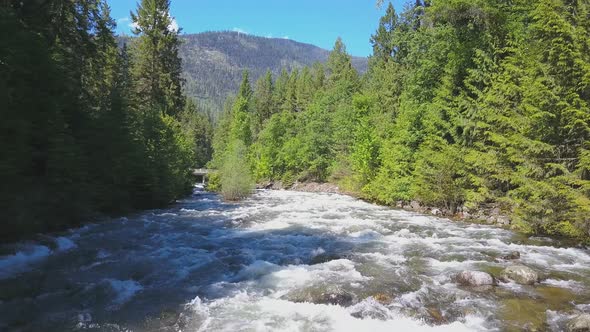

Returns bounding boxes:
[191,168,211,175]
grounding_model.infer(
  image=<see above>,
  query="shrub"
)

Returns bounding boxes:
[220,140,254,200]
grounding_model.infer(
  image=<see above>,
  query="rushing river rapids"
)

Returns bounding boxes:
[1,187,590,331]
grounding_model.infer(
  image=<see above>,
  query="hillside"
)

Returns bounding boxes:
[178,31,368,115]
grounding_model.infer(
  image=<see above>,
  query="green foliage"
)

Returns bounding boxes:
[180,98,214,168]
[350,94,381,186]
[412,141,466,213]
[208,0,590,241]
[206,171,222,192]
[220,140,254,200]
[370,2,400,62]
[130,0,184,116]
[1,0,210,240]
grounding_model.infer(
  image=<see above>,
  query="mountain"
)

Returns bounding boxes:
[178,31,368,116]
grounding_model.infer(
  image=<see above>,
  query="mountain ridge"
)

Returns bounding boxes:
[122,31,368,116]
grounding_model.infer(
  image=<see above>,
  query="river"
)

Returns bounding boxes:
[1,186,589,331]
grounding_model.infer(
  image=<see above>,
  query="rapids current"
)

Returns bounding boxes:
[1,186,590,331]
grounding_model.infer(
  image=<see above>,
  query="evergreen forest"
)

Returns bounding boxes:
[212,0,590,241]
[1,0,212,240]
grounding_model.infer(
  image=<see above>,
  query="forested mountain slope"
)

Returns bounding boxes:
[170,31,367,115]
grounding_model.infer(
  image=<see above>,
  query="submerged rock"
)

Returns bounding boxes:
[568,314,590,332]
[456,270,495,286]
[499,265,539,285]
[426,306,448,325]
[284,288,354,307]
[523,322,541,332]
[159,310,179,327]
[319,291,353,306]
[502,251,521,260]
[372,293,393,304]
[309,253,342,265]
[500,298,549,331]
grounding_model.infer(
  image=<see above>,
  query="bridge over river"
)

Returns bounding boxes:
[191,168,212,183]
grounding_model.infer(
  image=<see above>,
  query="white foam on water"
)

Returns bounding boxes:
[397,285,430,308]
[4,188,588,331]
[184,296,212,332]
[497,281,532,295]
[256,259,369,293]
[426,258,489,271]
[349,229,383,241]
[234,260,281,281]
[0,244,51,279]
[187,294,484,332]
[124,189,586,331]
[546,309,574,331]
[106,279,143,305]
[156,212,177,217]
[394,228,417,238]
[358,252,407,265]
[310,247,326,257]
[55,236,77,251]
[543,278,585,290]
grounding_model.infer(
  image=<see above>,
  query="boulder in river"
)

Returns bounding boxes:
[502,251,521,260]
[499,265,539,285]
[456,270,495,286]
[568,313,590,332]
[318,291,353,306]
[284,288,354,306]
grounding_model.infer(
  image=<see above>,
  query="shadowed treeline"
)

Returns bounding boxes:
[0,0,212,241]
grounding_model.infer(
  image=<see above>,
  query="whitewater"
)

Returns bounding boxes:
[1,186,589,331]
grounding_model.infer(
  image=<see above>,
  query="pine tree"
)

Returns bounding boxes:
[326,37,359,89]
[370,2,399,62]
[281,69,299,113]
[230,72,253,146]
[238,70,253,100]
[130,0,184,116]
[253,70,275,134]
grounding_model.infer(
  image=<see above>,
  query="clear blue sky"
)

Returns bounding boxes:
[109,0,406,57]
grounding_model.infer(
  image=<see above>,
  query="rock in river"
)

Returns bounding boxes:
[284,287,354,307]
[499,265,539,285]
[456,270,495,286]
[568,313,590,332]
[502,251,521,260]
[309,253,342,265]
